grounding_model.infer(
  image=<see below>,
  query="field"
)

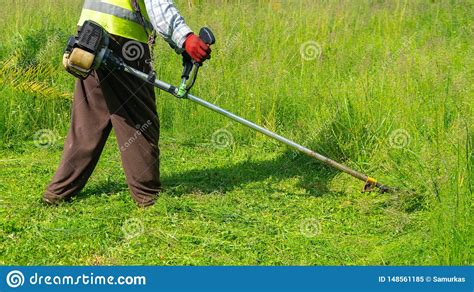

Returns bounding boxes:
[0,0,472,265]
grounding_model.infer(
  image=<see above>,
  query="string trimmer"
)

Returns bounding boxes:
[62,21,391,193]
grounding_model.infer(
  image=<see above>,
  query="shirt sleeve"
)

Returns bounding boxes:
[144,0,193,52]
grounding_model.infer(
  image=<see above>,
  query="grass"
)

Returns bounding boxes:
[1,136,430,265]
[0,0,472,265]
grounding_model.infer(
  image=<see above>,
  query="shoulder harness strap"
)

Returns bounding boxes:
[130,0,157,75]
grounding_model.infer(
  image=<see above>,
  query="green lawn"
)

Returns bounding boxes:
[2,135,430,265]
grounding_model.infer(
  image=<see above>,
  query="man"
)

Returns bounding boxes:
[43,0,211,207]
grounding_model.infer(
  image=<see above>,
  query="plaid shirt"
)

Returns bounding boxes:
[144,0,192,52]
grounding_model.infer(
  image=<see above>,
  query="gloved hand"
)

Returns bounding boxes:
[184,33,211,63]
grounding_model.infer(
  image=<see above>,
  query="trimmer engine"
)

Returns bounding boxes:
[63,21,112,79]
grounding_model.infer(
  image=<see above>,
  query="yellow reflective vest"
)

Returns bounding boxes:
[78,0,152,43]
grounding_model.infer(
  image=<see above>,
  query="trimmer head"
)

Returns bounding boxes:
[362,176,391,193]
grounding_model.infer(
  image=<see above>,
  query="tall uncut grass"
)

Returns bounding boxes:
[0,0,472,264]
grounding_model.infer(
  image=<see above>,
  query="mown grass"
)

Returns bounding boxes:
[0,0,472,265]
[1,137,431,265]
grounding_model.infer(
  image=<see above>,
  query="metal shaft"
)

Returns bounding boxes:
[123,64,390,192]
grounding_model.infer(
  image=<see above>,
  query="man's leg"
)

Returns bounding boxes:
[43,74,112,203]
[98,39,161,207]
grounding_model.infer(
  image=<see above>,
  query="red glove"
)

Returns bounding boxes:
[184,33,211,63]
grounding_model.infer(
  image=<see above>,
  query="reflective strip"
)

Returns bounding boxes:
[83,0,153,31]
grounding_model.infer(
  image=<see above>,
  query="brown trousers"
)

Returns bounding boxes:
[44,36,160,207]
